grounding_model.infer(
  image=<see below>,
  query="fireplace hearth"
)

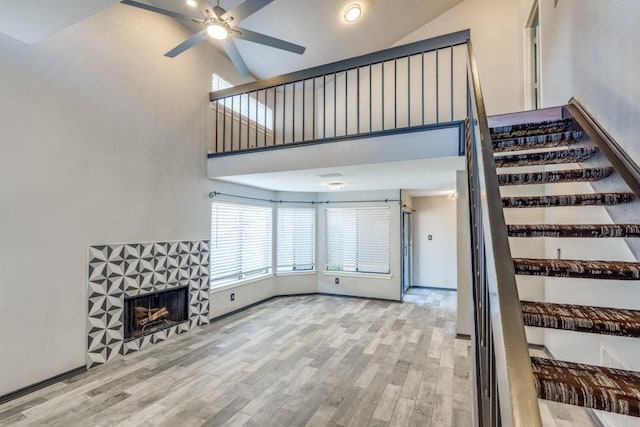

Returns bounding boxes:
[124,286,188,341]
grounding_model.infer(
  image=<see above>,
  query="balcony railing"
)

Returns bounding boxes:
[209,30,470,156]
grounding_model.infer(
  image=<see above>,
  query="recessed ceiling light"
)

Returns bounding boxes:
[186,0,198,7]
[327,182,345,191]
[207,24,228,40]
[343,4,361,23]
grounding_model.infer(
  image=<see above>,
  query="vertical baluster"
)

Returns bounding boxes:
[394,59,397,130]
[271,88,276,147]
[312,77,316,140]
[282,85,286,144]
[421,51,425,126]
[357,67,360,134]
[450,46,454,122]
[369,64,372,132]
[239,94,242,149]
[382,61,385,130]
[222,98,227,153]
[345,70,348,135]
[333,72,337,138]
[407,55,411,128]
[254,91,258,149]
[231,96,235,151]
[323,75,326,139]
[293,81,296,143]
[436,49,440,124]
[214,100,219,153]
[247,93,251,149]
[302,79,306,141]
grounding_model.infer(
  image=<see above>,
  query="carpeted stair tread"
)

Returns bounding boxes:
[494,147,597,168]
[508,223,640,238]
[521,301,640,337]
[513,258,640,280]
[531,357,640,417]
[490,118,572,139]
[498,167,613,186]
[492,131,583,152]
[502,192,632,208]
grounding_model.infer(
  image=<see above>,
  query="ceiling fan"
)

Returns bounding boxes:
[121,0,306,77]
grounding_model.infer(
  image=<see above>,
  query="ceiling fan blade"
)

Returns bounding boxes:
[120,0,196,22]
[164,30,207,58]
[221,0,274,27]
[221,39,250,77]
[233,27,306,55]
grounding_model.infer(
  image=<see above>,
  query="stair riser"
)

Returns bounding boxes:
[492,131,583,153]
[498,168,613,186]
[508,225,640,238]
[523,316,640,337]
[503,193,632,208]
[490,119,572,140]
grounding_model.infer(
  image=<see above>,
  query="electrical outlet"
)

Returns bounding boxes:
[334,277,339,285]
[230,293,235,301]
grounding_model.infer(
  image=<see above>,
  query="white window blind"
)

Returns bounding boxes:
[210,202,273,286]
[277,207,316,272]
[326,207,391,274]
[212,73,273,130]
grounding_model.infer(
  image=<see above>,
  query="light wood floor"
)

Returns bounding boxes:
[0,289,593,426]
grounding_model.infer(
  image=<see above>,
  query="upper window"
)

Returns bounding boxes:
[212,74,273,130]
[210,202,273,286]
[277,207,316,272]
[326,207,391,274]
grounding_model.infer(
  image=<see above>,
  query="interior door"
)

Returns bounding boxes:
[402,211,412,294]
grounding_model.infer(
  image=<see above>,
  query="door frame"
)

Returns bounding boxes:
[401,209,413,298]
[524,1,542,110]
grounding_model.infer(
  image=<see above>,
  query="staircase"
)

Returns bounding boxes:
[490,117,640,418]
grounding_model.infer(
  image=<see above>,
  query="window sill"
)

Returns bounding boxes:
[323,271,393,280]
[276,270,317,277]
[209,273,273,293]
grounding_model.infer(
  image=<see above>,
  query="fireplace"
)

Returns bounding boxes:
[124,286,189,341]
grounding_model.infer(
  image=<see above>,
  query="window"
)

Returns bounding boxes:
[277,207,316,272]
[326,207,391,274]
[210,202,273,286]
[212,73,273,130]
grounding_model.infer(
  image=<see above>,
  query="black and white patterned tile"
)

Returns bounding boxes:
[87,240,209,368]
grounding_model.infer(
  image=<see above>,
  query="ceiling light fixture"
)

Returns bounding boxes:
[207,24,228,40]
[327,182,345,191]
[343,4,361,23]
[186,0,198,7]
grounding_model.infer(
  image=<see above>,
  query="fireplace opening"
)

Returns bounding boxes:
[124,286,189,341]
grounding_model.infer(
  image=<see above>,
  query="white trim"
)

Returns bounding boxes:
[276,270,317,277]
[209,273,274,293]
[323,271,393,280]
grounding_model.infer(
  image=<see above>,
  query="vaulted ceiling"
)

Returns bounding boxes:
[0,0,462,79]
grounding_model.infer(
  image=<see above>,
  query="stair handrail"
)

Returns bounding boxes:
[465,40,543,427]
[566,97,640,198]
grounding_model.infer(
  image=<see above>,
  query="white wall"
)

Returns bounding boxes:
[412,196,458,289]
[395,0,523,116]
[519,0,640,164]
[514,0,640,362]
[0,4,247,396]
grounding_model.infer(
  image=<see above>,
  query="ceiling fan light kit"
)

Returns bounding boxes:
[120,0,306,77]
[207,23,228,40]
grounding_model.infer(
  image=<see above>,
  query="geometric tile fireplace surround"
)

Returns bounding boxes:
[87,240,210,368]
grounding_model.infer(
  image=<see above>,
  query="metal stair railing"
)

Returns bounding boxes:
[465,40,543,427]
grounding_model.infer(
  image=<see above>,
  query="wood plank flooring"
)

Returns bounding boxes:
[0,289,593,426]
